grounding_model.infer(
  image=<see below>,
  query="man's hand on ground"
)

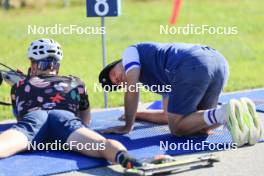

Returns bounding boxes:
[101,125,132,134]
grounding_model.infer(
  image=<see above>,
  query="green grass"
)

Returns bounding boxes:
[0,0,264,119]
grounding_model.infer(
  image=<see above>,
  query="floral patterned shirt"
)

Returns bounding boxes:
[11,75,89,119]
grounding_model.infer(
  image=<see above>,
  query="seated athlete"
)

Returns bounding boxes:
[0,39,141,168]
[99,42,263,146]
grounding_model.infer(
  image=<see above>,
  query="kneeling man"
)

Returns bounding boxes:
[99,42,264,146]
[99,42,231,135]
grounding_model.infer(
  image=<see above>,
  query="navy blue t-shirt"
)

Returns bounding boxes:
[121,42,200,94]
[135,42,197,86]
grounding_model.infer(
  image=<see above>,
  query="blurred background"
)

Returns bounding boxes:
[0,0,263,119]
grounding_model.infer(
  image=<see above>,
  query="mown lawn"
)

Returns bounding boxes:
[0,0,264,119]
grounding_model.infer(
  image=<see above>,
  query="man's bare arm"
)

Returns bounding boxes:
[123,68,140,129]
[135,96,168,124]
[101,68,140,134]
[76,108,91,126]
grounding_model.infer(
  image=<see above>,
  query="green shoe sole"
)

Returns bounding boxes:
[227,99,249,147]
[240,97,264,145]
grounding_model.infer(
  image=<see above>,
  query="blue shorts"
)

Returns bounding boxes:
[11,110,84,144]
[167,46,229,115]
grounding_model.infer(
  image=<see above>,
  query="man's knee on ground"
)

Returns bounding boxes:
[0,129,29,159]
[0,144,17,159]
[168,113,187,136]
[0,150,11,159]
[169,125,188,137]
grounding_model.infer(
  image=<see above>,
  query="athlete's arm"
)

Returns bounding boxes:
[102,68,140,134]
[10,85,19,119]
[76,108,91,126]
[123,68,140,129]
[119,47,141,131]
[77,80,91,125]
[102,46,141,134]
[135,96,168,124]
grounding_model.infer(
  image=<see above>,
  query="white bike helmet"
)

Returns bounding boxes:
[28,38,63,61]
